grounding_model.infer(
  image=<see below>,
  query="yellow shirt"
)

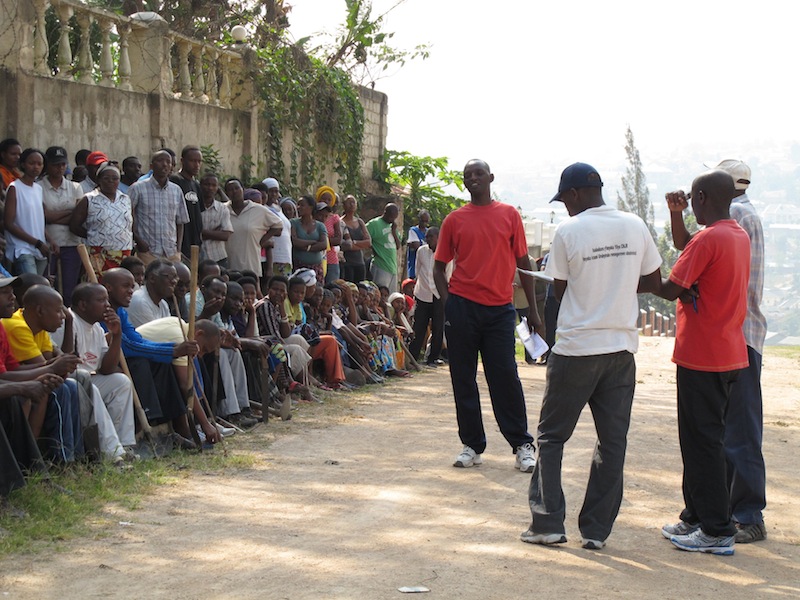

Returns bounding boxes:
[284,299,303,326]
[1,309,53,362]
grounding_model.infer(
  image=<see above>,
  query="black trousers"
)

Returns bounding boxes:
[676,366,740,537]
[126,357,186,425]
[409,296,443,363]
[1,396,46,497]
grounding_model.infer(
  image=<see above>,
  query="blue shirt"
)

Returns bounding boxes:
[100,307,176,364]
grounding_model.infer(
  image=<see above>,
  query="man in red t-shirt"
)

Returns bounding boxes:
[642,169,750,555]
[434,159,543,472]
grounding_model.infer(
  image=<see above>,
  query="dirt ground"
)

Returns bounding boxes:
[1,337,799,599]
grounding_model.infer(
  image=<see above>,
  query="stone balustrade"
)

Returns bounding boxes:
[639,307,675,337]
[0,0,387,192]
[19,0,248,108]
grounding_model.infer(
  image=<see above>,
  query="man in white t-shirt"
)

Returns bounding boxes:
[53,283,136,459]
[521,163,662,550]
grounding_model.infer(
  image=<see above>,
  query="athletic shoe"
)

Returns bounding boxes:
[515,442,536,473]
[735,522,767,544]
[227,413,259,429]
[215,423,236,437]
[670,529,735,555]
[453,446,482,468]
[661,520,699,539]
[520,528,567,545]
[581,538,606,550]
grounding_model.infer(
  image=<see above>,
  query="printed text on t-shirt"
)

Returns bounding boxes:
[583,243,639,262]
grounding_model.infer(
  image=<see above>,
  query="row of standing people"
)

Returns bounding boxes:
[0,138,428,305]
[436,158,766,557]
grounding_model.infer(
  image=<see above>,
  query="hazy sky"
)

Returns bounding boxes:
[289,0,798,204]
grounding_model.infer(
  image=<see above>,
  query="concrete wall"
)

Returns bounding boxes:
[359,86,389,195]
[0,0,389,190]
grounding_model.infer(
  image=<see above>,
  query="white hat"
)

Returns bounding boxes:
[714,159,751,190]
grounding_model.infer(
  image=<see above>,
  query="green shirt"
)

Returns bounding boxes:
[366,216,397,273]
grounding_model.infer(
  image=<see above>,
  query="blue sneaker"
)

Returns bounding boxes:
[670,529,735,555]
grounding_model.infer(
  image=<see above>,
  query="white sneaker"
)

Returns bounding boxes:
[216,423,236,437]
[520,528,567,545]
[581,538,606,550]
[661,520,699,539]
[453,446,482,468]
[515,442,536,472]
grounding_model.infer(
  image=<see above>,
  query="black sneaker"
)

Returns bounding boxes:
[735,522,767,543]
[228,413,258,429]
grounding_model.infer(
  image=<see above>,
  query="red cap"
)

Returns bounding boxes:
[86,151,109,166]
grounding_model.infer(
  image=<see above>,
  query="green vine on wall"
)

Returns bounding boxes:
[253,42,364,198]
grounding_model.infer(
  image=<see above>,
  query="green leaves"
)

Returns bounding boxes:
[380,151,465,226]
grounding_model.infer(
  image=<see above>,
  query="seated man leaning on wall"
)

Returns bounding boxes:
[134,316,223,444]
[101,267,203,444]
[9,282,136,462]
[190,275,258,428]
[51,283,137,460]
[1,281,86,462]
[219,280,289,418]
[126,258,175,328]
[0,276,67,496]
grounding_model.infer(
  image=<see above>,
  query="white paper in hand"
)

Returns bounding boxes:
[516,317,549,360]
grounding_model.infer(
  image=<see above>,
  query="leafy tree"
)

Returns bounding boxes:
[617,125,657,242]
[308,0,429,85]
[642,213,700,317]
[380,150,464,227]
[113,0,290,43]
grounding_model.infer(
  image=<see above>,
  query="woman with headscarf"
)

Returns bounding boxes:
[4,148,50,275]
[316,185,342,284]
[290,195,328,283]
[70,161,134,272]
[224,178,282,285]
[280,196,298,220]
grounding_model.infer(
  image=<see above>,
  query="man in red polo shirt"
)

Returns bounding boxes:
[642,169,750,555]
[434,159,543,472]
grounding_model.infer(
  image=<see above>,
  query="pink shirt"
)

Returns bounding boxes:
[325,214,341,265]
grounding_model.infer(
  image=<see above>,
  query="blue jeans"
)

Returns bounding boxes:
[325,263,340,285]
[50,246,82,306]
[40,379,83,463]
[725,345,766,525]
[528,351,636,541]
[13,253,48,276]
[444,294,533,454]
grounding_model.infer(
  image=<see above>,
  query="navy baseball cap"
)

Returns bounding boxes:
[550,162,603,203]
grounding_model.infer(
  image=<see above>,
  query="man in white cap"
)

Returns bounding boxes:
[262,178,293,279]
[667,159,767,543]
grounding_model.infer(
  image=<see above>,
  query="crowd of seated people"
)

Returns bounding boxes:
[0,138,462,512]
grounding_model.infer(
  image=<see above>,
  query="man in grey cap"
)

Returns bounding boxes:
[522,162,662,550]
[666,159,767,543]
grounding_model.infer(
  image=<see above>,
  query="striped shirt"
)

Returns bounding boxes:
[730,194,767,353]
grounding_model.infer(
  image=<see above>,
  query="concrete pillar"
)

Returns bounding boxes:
[127,12,171,95]
[0,0,35,71]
